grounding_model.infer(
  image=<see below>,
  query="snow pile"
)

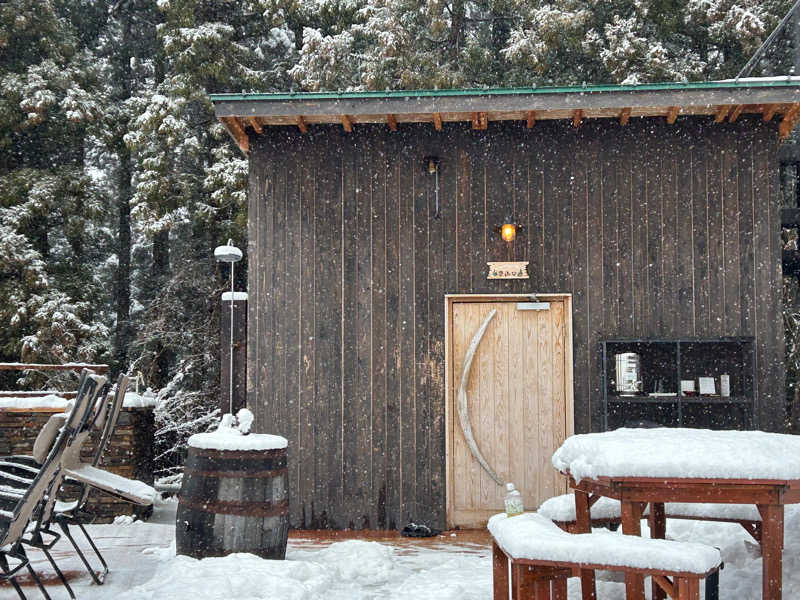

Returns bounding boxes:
[553,428,800,481]
[188,408,287,451]
[0,394,69,410]
[123,389,158,408]
[488,512,721,574]
[112,538,490,600]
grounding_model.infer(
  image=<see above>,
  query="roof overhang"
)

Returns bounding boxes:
[210,79,800,153]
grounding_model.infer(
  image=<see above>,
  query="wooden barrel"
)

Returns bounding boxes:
[176,444,289,559]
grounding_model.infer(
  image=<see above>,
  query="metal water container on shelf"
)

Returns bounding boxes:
[614,353,642,395]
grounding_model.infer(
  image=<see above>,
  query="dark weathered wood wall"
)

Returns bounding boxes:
[247,117,784,531]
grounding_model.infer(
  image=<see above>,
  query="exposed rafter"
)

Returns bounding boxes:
[619,107,631,126]
[714,106,731,123]
[296,116,307,134]
[472,112,487,130]
[526,111,536,128]
[572,109,583,128]
[433,112,443,131]
[387,114,397,132]
[220,117,248,152]
[247,117,263,134]
[341,115,353,133]
[666,106,679,124]
[763,104,779,122]
[780,104,800,139]
[729,104,744,123]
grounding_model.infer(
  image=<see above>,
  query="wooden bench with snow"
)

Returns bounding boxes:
[488,512,721,600]
[537,493,763,544]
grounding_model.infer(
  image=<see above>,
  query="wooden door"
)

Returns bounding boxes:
[447,297,572,528]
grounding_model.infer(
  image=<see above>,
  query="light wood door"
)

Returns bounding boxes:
[447,298,572,528]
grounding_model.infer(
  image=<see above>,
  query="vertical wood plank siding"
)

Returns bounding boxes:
[247,117,784,531]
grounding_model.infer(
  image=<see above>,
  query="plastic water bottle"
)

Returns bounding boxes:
[504,483,523,517]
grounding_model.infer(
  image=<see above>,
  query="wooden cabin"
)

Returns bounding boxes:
[211,80,800,531]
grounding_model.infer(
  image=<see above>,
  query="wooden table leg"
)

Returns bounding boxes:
[621,500,647,600]
[758,504,784,600]
[649,502,667,600]
[574,490,597,600]
[492,541,509,600]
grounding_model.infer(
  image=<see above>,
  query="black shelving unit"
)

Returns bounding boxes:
[601,338,756,431]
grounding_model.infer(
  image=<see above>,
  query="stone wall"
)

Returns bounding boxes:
[0,406,155,523]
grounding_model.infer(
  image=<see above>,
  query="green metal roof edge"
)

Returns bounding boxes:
[209,79,800,103]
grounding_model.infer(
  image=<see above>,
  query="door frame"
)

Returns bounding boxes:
[444,294,575,528]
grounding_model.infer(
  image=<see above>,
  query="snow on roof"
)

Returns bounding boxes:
[552,428,800,482]
[488,512,720,574]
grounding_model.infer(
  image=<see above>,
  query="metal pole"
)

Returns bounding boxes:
[736,0,800,79]
[229,261,235,415]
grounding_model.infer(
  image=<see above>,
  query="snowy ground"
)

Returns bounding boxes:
[5,498,800,599]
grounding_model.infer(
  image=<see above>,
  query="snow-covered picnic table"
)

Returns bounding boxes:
[552,428,800,600]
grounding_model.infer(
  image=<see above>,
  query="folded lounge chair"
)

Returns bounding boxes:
[44,374,130,585]
[0,371,103,600]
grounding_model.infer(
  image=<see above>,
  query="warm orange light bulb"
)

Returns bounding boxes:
[501,223,516,243]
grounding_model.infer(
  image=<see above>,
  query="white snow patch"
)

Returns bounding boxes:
[189,410,286,451]
[222,291,248,301]
[0,394,69,410]
[123,390,158,408]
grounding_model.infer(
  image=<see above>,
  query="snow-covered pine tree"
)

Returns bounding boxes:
[503,0,793,85]
[123,0,298,474]
[0,0,109,389]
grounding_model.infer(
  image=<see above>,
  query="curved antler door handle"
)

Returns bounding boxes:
[457,308,502,486]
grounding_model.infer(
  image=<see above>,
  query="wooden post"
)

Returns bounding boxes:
[493,541,509,600]
[574,490,597,600]
[648,502,667,600]
[221,292,247,415]
[621,501,647,600]
[758,503,784,600]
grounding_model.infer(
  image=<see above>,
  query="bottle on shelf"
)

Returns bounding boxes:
[504,482,523,517]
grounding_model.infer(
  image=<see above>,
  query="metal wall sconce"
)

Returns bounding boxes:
[423,156,441,219]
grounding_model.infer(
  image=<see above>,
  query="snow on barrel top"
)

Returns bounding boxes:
[188,408,287,451]
[552,428,800,482]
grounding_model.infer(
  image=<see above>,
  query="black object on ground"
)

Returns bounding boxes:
[401,523,441,538]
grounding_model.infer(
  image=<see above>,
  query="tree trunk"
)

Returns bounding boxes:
[113,11,134,371]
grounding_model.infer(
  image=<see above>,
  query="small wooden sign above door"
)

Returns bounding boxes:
[487,262,529,279]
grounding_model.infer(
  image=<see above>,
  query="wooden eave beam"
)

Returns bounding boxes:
[220,116,248,153]
[526,111,535,128]
[779,104,800,139]
[247,117,263,134]
[728,104,744,123]
[433,112,443,131]
[296,116,307,134]
[619,107,631,126]
[387,114,397,131]
[572,109,583,128]
[666,106,679,124]
[714,105,730,123]
[763,104,779,122]
[340,114,353,133]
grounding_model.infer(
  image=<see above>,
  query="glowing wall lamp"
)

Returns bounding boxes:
[500,223,517,243]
